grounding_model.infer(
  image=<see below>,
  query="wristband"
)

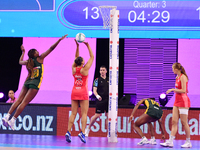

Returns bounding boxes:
[96,95,101,99]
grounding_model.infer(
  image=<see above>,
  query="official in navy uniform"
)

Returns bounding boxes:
[85,65,109,137]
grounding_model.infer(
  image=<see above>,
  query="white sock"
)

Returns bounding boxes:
[186,138,190,142]
[151,136,155,139]
[142,136,146,139]
[5,113,11,120]
[169,135,175,141]
[10,116,16,122]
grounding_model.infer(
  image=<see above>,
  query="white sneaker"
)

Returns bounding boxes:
[2,117,9,127]
[181,141,192,148]
[160,140,174,147]
[85,129,90,137]
[137,137,148,145]
[148,138,157,145]
[8,120,15,131]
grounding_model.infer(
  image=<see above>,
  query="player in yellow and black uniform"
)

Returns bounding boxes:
[24,57,44,90]
[2,34,67,131]
[129,98,165,145]
[144,99,163,120]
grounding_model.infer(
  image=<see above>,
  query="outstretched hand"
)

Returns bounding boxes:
[128,115,133,123]
[83,41,89,46]
[74,39,79,46]
[166,88,173,94]
[60,34,68,40]
[21,45,25,53]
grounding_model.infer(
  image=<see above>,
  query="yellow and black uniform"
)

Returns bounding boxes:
[143,99,163,120]
[24,57,44,90]
[93,77,109,113]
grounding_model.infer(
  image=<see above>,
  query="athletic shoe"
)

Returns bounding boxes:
[65,131,71,143]
[85,129,90,137]
[181,141,192,148]
[8,120,15,131]
[160,140,174,147]
[2,117,9,127]
[78,132,86,143]
[137,137,148,145]
[148,138,157,145]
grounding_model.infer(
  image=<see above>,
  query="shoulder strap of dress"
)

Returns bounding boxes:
[179,74,183,79]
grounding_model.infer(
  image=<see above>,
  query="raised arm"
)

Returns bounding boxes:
[72,39,80,68]
[39,34,68,61]
[128,98,146,123]
[19,45,27,65]
[82,42,94,71]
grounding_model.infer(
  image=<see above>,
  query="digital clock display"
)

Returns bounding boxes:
[58,0,200,31]
[0,0,200,38]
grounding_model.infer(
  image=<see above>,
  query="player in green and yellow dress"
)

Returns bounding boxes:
[2,34,68,130]
[129,98,165,145]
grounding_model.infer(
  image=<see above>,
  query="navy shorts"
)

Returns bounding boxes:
[96,100,108,114]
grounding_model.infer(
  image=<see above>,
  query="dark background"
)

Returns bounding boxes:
[0,37,23,101]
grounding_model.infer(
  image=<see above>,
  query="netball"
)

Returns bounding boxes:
[75,33,86,43]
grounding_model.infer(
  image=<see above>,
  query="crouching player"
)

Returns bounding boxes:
[129,98,165,145]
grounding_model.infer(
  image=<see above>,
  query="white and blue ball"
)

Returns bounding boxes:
[76,33,86,43]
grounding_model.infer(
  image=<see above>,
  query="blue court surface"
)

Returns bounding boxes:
[0,134,199,150]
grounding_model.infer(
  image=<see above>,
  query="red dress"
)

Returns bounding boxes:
[71,67,89,100]
[174,74,190,107]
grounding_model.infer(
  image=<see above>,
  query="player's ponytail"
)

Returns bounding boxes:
[173,62,188,80]
[26,49,36,80]
[180,65,188,80]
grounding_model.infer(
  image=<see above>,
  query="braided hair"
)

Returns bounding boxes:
[26,49,36,80]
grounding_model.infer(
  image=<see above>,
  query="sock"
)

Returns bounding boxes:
[186,138,190,142]
[5,113,11,120]
[151,136,155,139]
[142,136,146,139]
[169,135,175,141]
[10,116,16,122]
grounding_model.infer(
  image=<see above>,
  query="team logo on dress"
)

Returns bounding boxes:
[31,67,40,79]
[75,79,83,86]
[154,106,159,110]
[75,75,82,78]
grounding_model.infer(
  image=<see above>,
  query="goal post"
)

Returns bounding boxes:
[99,6,119,143]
